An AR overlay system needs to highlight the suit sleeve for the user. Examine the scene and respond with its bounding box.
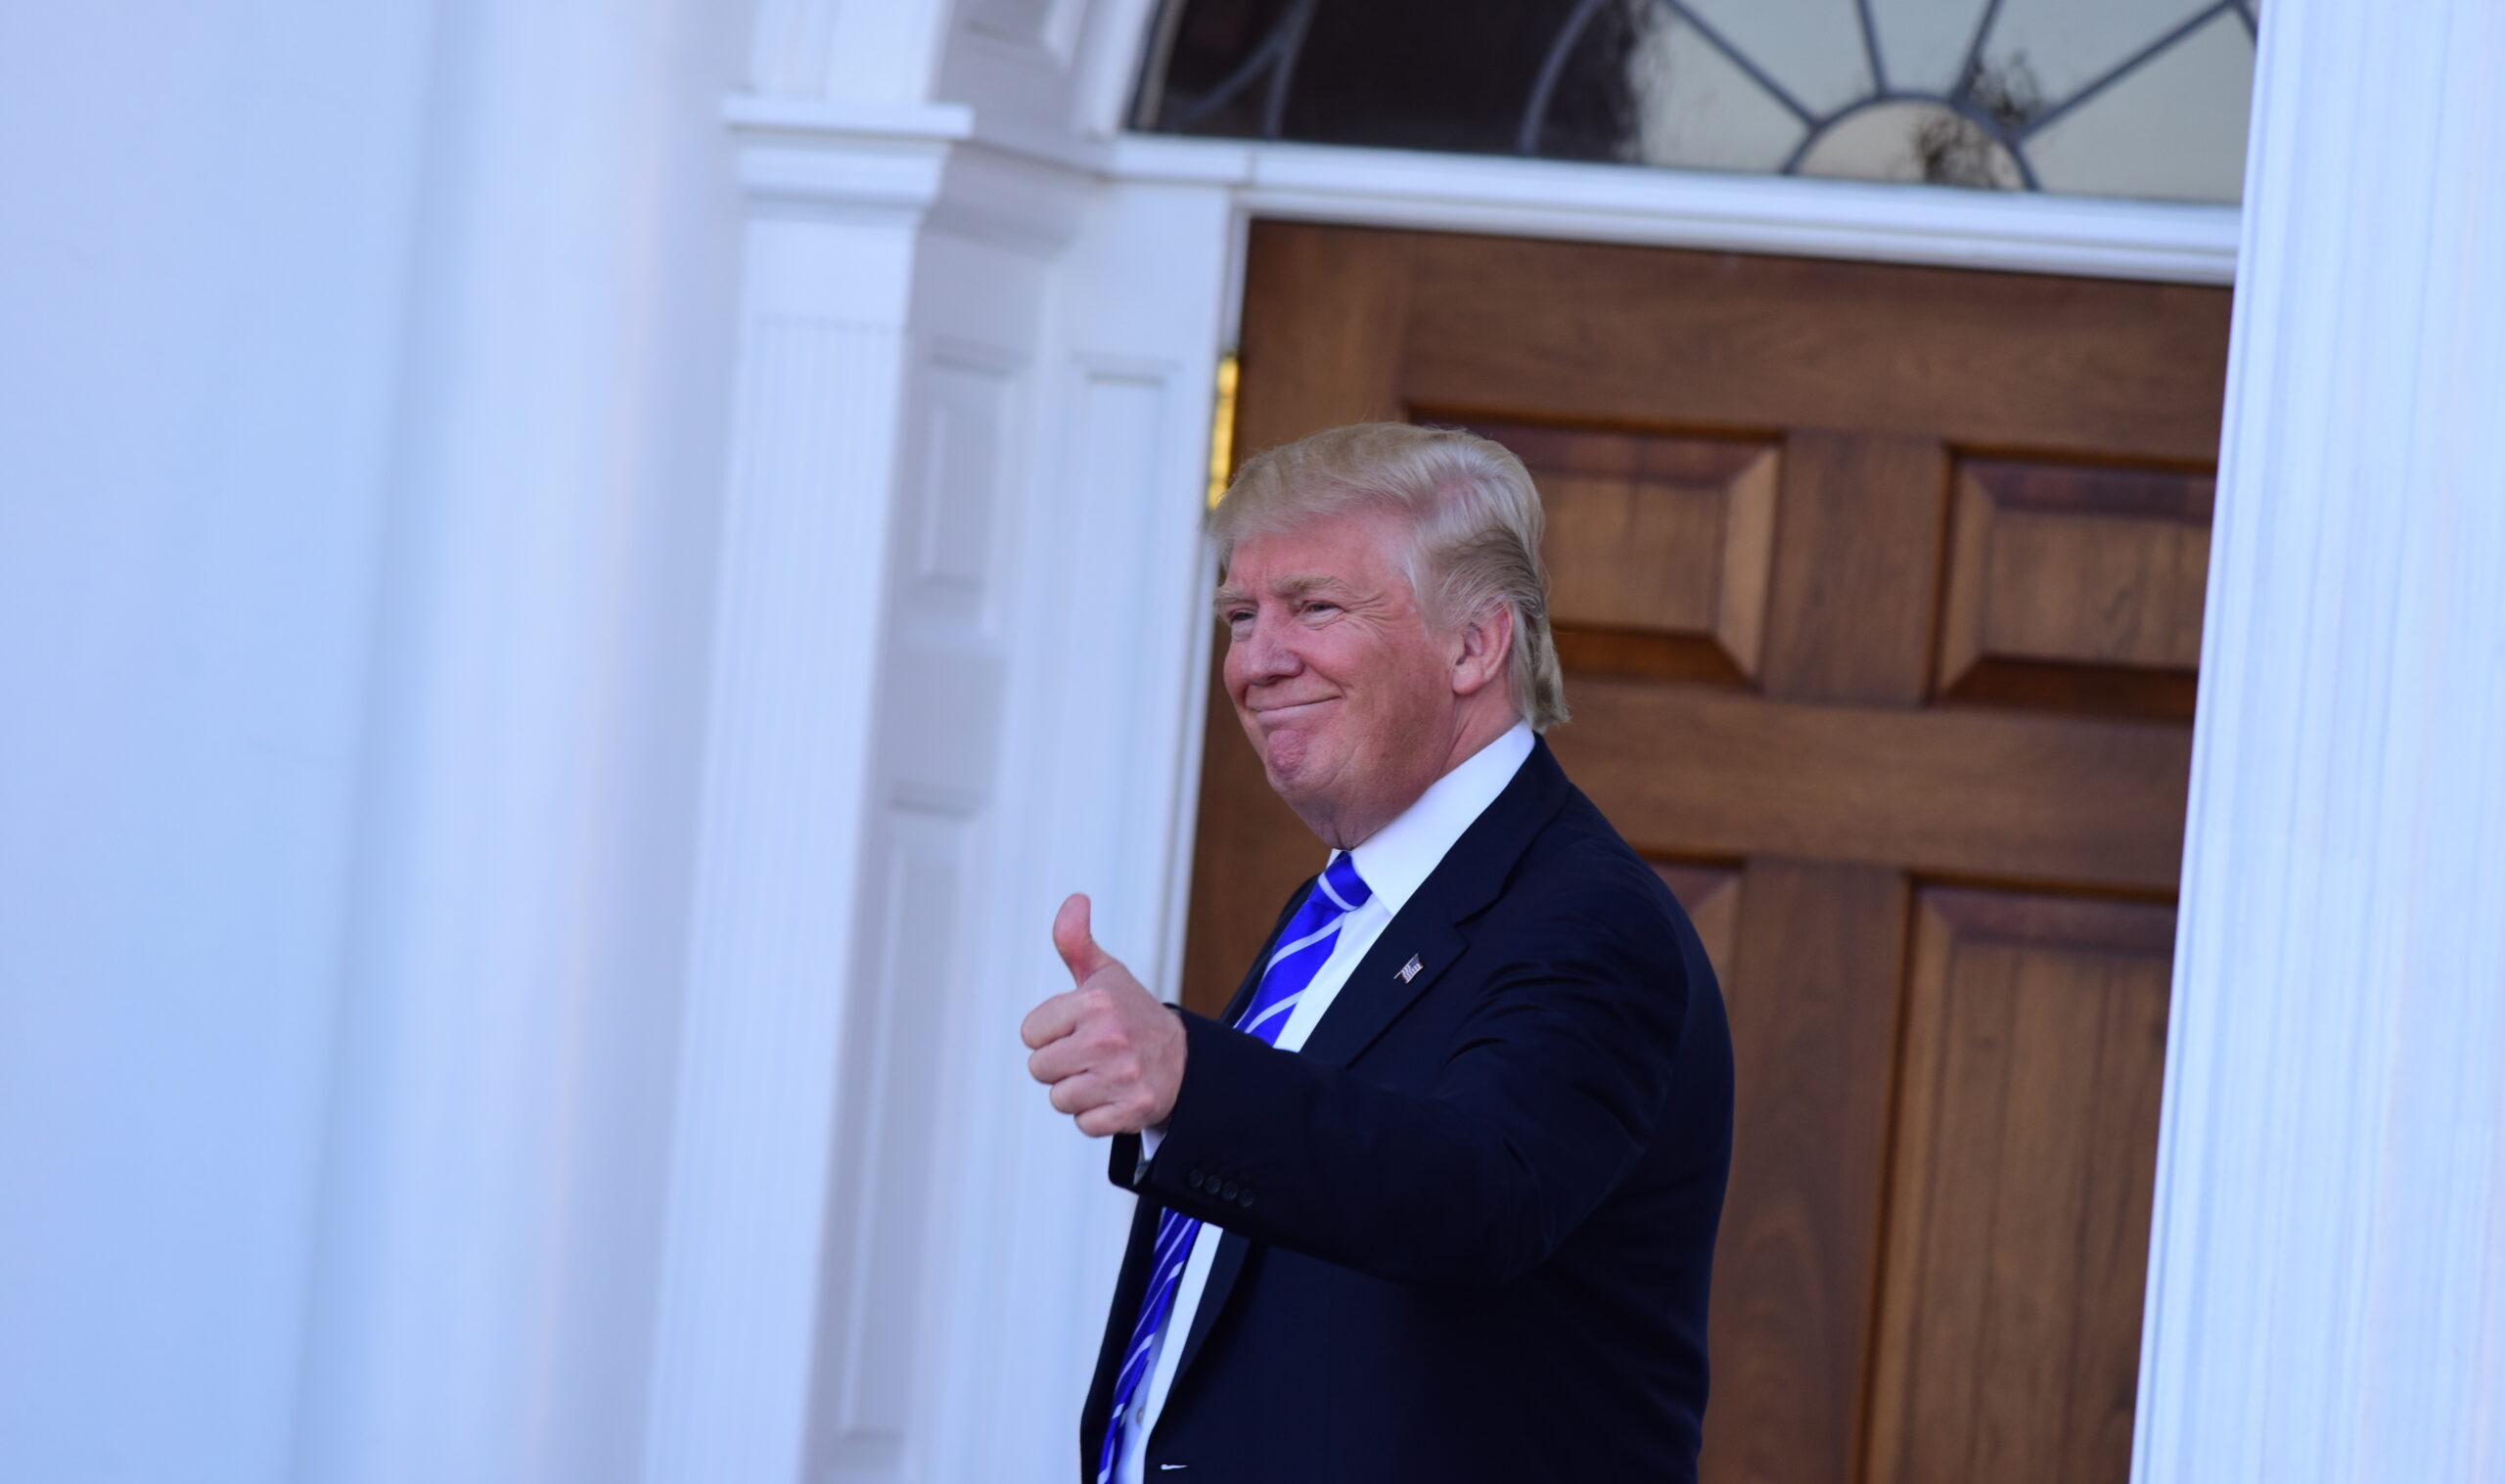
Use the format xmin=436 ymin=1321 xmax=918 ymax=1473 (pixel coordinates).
xmin=1119 ymin=859 xmax=1692 ymax=1287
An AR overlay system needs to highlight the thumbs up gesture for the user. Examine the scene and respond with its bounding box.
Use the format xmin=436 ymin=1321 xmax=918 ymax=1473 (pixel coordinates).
xmin=1022 ymin=893 xmax=1189 ymax=1137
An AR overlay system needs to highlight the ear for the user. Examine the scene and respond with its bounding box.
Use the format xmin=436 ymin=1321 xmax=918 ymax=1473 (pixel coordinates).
xmin=1448 ymin=602 xmax=1515 ymax=697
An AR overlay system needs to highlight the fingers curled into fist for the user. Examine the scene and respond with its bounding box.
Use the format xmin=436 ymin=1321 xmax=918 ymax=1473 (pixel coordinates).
xmin=1021 ymin=893 xmax=1187 ymax=1137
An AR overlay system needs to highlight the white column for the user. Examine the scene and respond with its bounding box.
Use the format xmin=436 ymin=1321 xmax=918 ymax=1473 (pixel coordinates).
xmin=2136 ymin=4 xmax=2505 ymax=1483
xmin=289 ymin=0 xmax=749 ymax=1479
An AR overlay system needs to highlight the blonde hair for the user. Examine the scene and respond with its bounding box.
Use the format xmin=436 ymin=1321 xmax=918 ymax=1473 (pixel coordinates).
xmin=1210 ymin=422 xmax=1568 ymax=731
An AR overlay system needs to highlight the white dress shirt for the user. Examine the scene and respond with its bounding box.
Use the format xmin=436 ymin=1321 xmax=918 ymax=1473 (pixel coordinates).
xmin=1115 ymin=721 xmax=1535 ymax=1484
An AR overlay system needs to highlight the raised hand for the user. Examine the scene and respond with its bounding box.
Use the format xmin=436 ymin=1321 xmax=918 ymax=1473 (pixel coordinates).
xmin=1021 ymin=893 xmax=1188 ymax=1137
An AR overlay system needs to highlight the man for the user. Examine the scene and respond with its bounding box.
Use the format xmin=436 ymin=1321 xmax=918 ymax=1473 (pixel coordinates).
xmin=1022 ymin=423 xmax=1733 ymax=1483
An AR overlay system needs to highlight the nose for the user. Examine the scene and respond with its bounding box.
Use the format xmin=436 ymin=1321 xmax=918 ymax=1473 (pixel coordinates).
xmin=1230 ymin=609 xmax=1302 ymax=690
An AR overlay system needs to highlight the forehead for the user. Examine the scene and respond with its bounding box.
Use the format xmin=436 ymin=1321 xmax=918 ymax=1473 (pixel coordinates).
xmin=1219 ymin=509 xmax=1409 ymax=592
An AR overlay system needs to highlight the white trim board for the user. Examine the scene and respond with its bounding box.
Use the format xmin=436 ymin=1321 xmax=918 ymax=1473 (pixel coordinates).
xmin=1109 ymin=137 xmax=2240 ymax=285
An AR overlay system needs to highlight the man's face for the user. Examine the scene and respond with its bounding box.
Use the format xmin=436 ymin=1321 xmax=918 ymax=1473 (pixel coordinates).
xmin=1215 ymin=511 xmax=1457 ymax=838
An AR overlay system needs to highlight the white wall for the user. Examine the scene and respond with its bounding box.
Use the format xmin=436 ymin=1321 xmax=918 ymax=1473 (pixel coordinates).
xmin=0 ymin=4 xmax=436 ymax=1479
xmin=0 ymin=2 xmax=748 ymax=1480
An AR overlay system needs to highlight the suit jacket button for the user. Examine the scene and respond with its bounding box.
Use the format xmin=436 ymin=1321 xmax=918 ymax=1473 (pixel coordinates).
xmin=1219 ymin=1181 xmax=1239 ymax=1201
xmin=1238 ymin=1188 xmax=1255 ymax=1208
xmin=1187 ymin=1171 xmax=1206 ymax=1191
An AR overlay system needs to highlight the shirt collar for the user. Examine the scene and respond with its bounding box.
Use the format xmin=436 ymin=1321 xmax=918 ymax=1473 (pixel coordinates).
xmin=1338 ymin=720 xmax=1536 ymax=916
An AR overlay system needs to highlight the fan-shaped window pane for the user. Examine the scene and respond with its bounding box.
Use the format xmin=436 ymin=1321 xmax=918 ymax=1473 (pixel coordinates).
xmin=1133 ymin=0 xmax=2257 ymax=204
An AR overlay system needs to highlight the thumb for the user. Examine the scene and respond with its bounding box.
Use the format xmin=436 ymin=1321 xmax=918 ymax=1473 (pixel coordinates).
xmin=1053 ymin=892 xmax=1115 ymax=985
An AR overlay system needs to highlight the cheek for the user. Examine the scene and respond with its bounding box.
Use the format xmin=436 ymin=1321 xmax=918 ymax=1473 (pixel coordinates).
xmin=1327 ymin=639 xmax=1428 ymax=735
xmin=1381 ymin=647 xmax=1451 ymax=732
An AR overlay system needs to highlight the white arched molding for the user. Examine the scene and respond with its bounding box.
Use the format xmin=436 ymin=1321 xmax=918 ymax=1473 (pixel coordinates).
xmin=2135 ymin=2 xmax=2505 ymax=1482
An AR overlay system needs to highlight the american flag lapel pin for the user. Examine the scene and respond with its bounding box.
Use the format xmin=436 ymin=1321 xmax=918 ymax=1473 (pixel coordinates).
xmin=1397 ymin=954 xmax=1423 ymax=983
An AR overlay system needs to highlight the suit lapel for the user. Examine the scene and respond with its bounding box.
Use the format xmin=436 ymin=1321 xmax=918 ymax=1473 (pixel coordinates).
xmin=1297 ymin=919 xmax=1467 ymax=1069
xmin=1304 ymin=739 xmax=1571 ymax=1067
xmin=1164 ymin=741 xmax=1575 ymax=1392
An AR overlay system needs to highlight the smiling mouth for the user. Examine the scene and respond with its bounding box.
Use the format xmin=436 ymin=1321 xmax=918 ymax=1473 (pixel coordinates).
xmin=1251 ymin=697 xmax=1338 ymax=724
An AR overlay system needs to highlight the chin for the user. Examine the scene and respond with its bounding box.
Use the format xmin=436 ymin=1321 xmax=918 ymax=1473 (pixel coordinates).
xmin=1256 ymin=726 xmax=1337 ymax=793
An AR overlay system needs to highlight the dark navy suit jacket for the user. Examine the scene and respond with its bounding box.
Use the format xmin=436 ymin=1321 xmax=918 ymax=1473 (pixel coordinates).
xmin=1081 ymin=739 xmax=1734 ymax=1483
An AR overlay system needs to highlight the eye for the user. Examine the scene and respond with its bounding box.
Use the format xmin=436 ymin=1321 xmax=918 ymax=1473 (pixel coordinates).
xmin=1301 ymin=601 xmax=1339 ymax=617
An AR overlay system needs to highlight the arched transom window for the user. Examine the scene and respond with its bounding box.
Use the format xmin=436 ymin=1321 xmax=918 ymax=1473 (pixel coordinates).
xmin=1135 ymin=0 xmax=2257 ymax=204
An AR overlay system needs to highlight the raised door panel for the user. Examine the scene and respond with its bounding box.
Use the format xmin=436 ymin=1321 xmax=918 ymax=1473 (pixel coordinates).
xmin=1864 ymin=889 xmax=2175 ymax=1484
xmin=1651 ymin=860 xmax=1744 ymax=986
xmin=1936 ymin=461 xmax=2214 ymax=720
xmin=1472 ymin=421 xmax=1780 ymax=682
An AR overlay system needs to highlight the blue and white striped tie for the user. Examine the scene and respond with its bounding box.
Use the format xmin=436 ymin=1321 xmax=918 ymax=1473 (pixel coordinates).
xmin=1096 ymin=852 xmax=1373 ymax=1482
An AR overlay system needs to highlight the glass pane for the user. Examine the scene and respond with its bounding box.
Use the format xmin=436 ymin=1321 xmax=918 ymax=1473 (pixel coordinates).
xmin=1869 ymin=0 xmax=1997 ymax=94
xmin=1978 ymin=0 xmax=2217 ymax=114
xmin=1623 ymin=11 xmax=1811 ymax=173
xmin=1683 ymin=0 xmax=1875 ymax=117
xmin=2025 ymin=9 xmax=2254 ymax=204
xmin=1282 ymin=3 xmax=1576 ymax=154
xmin=1134 ymin=0 xmax=2256 ymax=204
xmin=1536 ymin=3 xmax=1651 ymax=164
xmin=1145 ymin=0 xmax=1595 ymax=156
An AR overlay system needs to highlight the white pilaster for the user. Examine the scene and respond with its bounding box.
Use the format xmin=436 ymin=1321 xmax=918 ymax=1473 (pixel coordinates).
xmin=2136 ymin=3 xmax=2505 ymax=1482
xmin=639 ymin=112 xmax=952 ymax=1484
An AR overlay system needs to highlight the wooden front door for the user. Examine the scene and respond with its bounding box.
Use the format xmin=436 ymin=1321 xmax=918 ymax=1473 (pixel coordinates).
xmin=1182 ymin=221 xmax=2230 ymax=1484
